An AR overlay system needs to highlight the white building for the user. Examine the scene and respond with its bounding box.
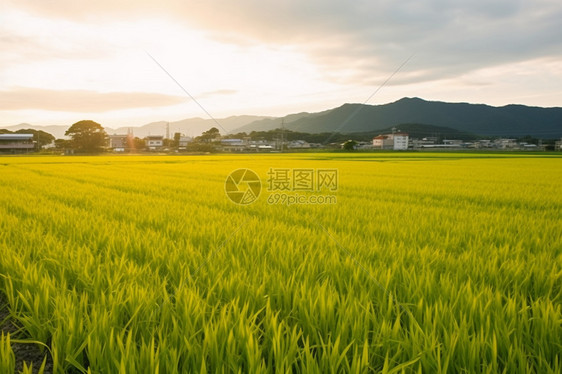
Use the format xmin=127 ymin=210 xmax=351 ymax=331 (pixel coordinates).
xmin=494 ymin=138 xmax=518 ymax=149
xmin=372 ymin=132 xmax=409 ymax=150
xmin=287 ymin=140 xmax=311 ymax=149
xmin=145 ymin=135 xmax=164 ymax=150
xmin=393 ymin=133 xmax=409 ymax=150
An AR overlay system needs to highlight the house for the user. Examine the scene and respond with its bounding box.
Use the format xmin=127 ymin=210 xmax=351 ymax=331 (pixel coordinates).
xmin=145 ymin=135 xmax=164 ymax=151
xmin=0 ymin=134 xmax=35 ymax=154
xmin=247 ymin=140 xmax=275 ymax=152
xmin=555 ymin=139 xmax=562 ymax=151
xmin=411 ymin=138 xmax=436 ymax=149
xmin=420 ymin=139 xmax=466 ymax=149
xmin=443 ymin=139 xmax=463 ymax=146
xmin=392 ymin=133 xmax=409 ymax=150
xmin=494 ymin=138 xmax=518 ymax=149
xmin=178 ymin=136 xmax=192 ymax=150
xmin=246 ymin=139 xmax=275 ymax=152
xmin=521 ymin=143 xmax=538 ymax=150
xmin=372 ymin=135 xmax=392 ymax=149
xmin=356 ymin=141 xmax=374 ymax=150
xmin=418 ymin=143 xmax=463 ymax=149
xmin=287 ymin=140 xmax=311 ymax=149
xmin=372 ymin=132 xmax=409 ymax=150
xmin=473 ymin=140 xmax=493 ymax=149
xmin=108 ymin=134 xmax=132 ymax=152
xmin=221 ymin=138 xmax=246 ymax=152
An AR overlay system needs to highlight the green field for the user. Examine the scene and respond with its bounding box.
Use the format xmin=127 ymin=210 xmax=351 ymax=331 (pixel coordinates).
xmin=0 ymin=153 xmax=561 ymax=373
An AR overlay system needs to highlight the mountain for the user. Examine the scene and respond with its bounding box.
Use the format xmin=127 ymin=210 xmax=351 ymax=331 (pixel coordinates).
xmin=0 ymin=124 xmax=69 ymax=139
xmin=0 ymin=115 xmax=269 ymax=139
xmin=106 ymin=115 xmax=270 ymax=138
xmin=3 ymin=98 xmax=561 ymax=140
xmin=234 ymin=98 xmax=562 ymax=138
xmin=233 ymin=110 xmax=332 ymax=133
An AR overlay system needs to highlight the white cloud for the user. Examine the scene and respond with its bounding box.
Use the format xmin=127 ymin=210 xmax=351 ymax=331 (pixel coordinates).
xmin=1 ymin=0 xmax=561 ymax=126
xmin=0 ymin=87 xmax=186 ymax=111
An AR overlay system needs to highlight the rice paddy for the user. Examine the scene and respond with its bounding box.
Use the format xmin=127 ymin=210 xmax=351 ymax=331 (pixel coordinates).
xmin=0 ymin=153 xmax=560 ymax=373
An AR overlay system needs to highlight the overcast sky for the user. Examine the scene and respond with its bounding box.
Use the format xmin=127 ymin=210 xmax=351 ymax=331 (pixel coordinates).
xmin=1 ymin=0 xmax=561 ymax=127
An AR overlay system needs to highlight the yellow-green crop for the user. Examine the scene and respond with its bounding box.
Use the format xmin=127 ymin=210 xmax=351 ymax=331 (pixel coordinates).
xmin=0 ymin=153 xmax=560 ymax=372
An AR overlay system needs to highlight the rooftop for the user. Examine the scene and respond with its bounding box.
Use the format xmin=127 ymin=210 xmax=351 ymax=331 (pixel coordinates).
xmin=0 ymin=134 xmax=34 ymax=140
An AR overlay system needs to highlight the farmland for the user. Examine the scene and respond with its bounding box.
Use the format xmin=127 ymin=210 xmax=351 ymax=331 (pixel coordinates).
xmin=0 ymin=153 xmax=561 ymax=373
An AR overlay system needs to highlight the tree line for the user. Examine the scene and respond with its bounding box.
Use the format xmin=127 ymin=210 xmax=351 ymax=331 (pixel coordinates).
xmin=4 ymin=120 xmax=556 ymax=154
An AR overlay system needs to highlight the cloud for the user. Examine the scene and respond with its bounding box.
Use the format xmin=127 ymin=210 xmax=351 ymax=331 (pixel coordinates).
xmin=197 ymin=89 xmax=238 ymax=99
xmin=0 ymin=10 xmax=120 ymax=72
xmin=4 ymin=0 xmax=561 ymax=87
xmin=0 ymin=87 xmax=187 ymax=112
xmin=2 ymin=0 xmax=562 ymax=112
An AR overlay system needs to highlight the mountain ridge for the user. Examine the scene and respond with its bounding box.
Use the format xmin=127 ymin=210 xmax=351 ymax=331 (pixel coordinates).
xmin=2 ymin=98 xmax=561 ymax=139
xmin=234 ymin=97 xmax=562 ymax=138
xmin=0 ymin=115 xmax=270 ymax=139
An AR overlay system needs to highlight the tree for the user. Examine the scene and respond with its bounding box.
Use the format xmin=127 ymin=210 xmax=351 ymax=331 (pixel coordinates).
xmin=342 ymin=139 xmax=357 ymax=151
xmin=54 ymin=138 xmax=72 ymax=150
xmin=173 ymin=132 xmax=181 ymax=148
xmin=186 ymin=142 xmax=215 ymax=153
xmin=15 ymin=129 xmax=55 ymax=149
xmin=65 ymin=120 xmax=108 ymax=153
xmin=517 ymin=135 xmax=539 ymax=145
xmin=198 ymin=127 xmax=221 ymax=143
xmin=133 ymin=137 xmax=146 ymax=151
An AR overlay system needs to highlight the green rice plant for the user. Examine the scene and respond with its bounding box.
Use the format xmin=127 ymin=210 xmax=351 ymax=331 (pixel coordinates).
xmin=19 ymin=357 xmax=47 ymax=374
xmin=0 ymin=332 xmax=15 ymax=373
xmin=0 ymin=153 xmax=560 ymax=372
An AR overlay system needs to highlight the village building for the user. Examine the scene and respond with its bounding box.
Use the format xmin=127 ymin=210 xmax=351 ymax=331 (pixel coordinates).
xmin=145 ymin=135 xmax=164 ymax=151
xmin=178 ymin=136 xmax=192 ymax=150
xmin=221 ymin=138 xmax=246 ymax=152
xmin=287 ymin=140 xmax=311 ymax=149
xmin=372 ymin=131 xmax=409 ymax=150
xmin=108 ymin=134 xmax=133 ymax=152
xmin=0 ymin=134 xmax=35 ymax=154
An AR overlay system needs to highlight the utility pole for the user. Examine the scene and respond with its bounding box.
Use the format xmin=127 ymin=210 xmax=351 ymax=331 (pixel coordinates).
xmin=280 ymin=118 xmax=285 ymax=152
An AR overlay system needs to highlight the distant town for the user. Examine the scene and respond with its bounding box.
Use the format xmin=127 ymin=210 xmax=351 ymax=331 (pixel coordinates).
xmin=1 ymin=124 xmax=562 ymax=154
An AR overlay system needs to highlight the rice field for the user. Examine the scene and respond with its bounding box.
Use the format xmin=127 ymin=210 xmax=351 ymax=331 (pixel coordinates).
xmin=0 ymin=153 xmax=560 ymax=373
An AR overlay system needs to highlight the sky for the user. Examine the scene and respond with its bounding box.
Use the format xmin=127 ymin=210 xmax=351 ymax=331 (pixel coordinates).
xmin=1 ymin=0 xmax=561 ymax=127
